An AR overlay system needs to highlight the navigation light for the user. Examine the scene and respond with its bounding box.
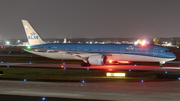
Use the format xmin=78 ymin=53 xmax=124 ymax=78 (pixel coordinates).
xmin=27 ymin=46 xmax=31 ymax=49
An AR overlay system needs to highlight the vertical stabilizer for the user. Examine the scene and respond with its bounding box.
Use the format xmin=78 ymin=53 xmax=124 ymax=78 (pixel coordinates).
xmin=22 ymin=20 xmax=46 ymax=46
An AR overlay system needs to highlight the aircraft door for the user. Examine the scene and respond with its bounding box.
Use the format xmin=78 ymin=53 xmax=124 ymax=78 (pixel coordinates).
xmin=44 ymin=46 xmax=47 ymax=56
xmin=77 ymin=47 xmax=81 ymax=52
xmin=120 ymin=47 xmax=125 ymax=54
xmin=153 ymin=48 xmax=158 ymax=56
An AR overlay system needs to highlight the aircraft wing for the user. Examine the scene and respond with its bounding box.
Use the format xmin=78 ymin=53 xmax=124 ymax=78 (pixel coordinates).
xmin=166 ymin=61 xmax=180 ymax=64
xmin=26 ymin=47 xmax=112 ymax=60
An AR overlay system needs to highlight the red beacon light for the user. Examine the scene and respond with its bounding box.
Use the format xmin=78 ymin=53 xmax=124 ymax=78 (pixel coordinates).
xmin=109 ymin=60 xmax=112 ymax=63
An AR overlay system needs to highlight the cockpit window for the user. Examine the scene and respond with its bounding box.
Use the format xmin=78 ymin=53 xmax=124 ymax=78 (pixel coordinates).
xmin=165 ymin=50 xmax=171 ymax=52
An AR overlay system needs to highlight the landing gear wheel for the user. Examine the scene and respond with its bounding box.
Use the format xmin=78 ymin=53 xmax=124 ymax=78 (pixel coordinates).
xmin=159 ymin=64 xmax=163 ymax=68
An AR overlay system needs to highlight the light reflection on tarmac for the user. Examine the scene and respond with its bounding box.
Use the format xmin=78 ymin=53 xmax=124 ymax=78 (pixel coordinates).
xmin=1 ymin=63 xmax=180 ymax=71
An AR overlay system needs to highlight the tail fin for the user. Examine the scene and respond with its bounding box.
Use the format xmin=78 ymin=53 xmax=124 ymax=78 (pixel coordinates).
xmin=22 ymin=20 xmax=46 ymax=46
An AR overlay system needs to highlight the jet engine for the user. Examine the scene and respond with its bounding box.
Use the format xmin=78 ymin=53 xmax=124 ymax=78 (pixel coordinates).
xmin=88 ymin=55 xmax=107 ymax=65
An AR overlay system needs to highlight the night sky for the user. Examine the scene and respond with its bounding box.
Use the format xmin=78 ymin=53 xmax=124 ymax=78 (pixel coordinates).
xmin=0 ymin=0 xmax=180 ymax=39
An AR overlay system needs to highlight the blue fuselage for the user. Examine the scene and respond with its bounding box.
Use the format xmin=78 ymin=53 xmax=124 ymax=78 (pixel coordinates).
xmin=30 ymin=43 xmax=176 ymax=59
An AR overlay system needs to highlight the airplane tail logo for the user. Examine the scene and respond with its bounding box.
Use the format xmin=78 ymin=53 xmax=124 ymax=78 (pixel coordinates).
xmin=22 ymin=20 xmax=46 ymax=46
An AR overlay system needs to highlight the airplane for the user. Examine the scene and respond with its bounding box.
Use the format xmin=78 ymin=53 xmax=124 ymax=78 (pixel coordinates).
xmin=21 ymin=20 xmax=176 ymax=68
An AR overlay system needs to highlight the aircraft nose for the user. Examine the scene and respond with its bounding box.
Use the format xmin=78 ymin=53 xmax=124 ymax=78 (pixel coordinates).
xmin=171 ymin=52 xmax=176 ymax=59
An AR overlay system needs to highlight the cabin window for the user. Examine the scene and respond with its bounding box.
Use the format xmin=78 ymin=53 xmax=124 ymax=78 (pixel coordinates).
xmin=165 ymin=50 xmax=171 ymax=52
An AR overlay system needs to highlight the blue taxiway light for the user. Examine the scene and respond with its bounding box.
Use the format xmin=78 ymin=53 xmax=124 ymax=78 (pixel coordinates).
xmin=42 ymin=97 xmax=45 ymax=100
xmin=22 ymin=51 xmax=24 ymax=52
xmin=178 ymin=78 xmax=180 ymax=80
xmin=63 ymin=63 xmax=65 ymax=65
xmin=64 ymin=67 xmax=66 ymax=69
xmin=1 ymin=61 xmax=3 ymax=63
xmin=82 ymin=80 xmax=85 ymax=83
xmin=87 ymin=68 xmax=89 ymax=70
xmin=165 ymin=71 xmax=168 ymax=74
xmin=7 ymin=66 xmax=9 ymax=67
xmin=24 ymin=79 xmax=26 ymax=81
xmin=129 ymin=69 xmax=131 ymax=72
xmin=141 ymin=80 xmax=144 ymax=82
xmin=29 ymin=62 xmax=31 ymax=64
xmin=134 ymin=64 xmax=137 ymax=66
xmin=9 ymin=51 xmax=11 ymax=53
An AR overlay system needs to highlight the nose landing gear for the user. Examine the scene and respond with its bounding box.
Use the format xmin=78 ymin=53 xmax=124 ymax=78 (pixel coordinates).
xmin=159 ymin=61 xmax=165 ymax=68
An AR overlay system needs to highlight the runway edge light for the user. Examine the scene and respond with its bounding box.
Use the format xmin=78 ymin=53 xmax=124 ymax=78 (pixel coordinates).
xmin=106 ymin=73 xmax=125 ymax=77
xmin=42 ymin=97 xmax=45 ymax=100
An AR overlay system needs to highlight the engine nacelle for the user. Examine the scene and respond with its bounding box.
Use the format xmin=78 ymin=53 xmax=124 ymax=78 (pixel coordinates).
xmin=88 ymin=55 xmax=107 ymax=65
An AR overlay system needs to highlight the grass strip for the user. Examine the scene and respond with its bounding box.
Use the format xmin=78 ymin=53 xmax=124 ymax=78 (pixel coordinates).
xmin=0 ymin=68 xmax=157 ymax=81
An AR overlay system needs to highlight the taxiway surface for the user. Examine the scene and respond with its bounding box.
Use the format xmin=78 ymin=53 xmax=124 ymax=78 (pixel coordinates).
xmin=0 ymin=80 xmax=180 ymax=101
xmin=0 ymin=63 xmax=180 ymax=72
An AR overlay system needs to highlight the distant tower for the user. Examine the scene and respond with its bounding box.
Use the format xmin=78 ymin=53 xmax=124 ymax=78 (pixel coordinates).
xmin=63 ymin=38 xmax=67 ymax=43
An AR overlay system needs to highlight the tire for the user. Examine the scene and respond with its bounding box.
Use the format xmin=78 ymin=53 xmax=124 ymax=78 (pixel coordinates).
xmin=159 ymin=64 xmax=163 ymax=68
xmin=81 ymin=63 xmax=90 ymax=67
xmin=0 ymin=71 xmax=3 ymax=74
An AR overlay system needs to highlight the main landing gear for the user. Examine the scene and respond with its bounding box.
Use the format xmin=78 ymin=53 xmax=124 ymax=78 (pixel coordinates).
xmin=81 ymin=63 xmax=90 ymax=67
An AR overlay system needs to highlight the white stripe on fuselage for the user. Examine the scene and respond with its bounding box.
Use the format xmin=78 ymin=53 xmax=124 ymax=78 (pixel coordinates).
xmin=25 ymin=49 xmax=175 ymax=62
xmin=111 ymin=54 xmax=175 ymax=62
